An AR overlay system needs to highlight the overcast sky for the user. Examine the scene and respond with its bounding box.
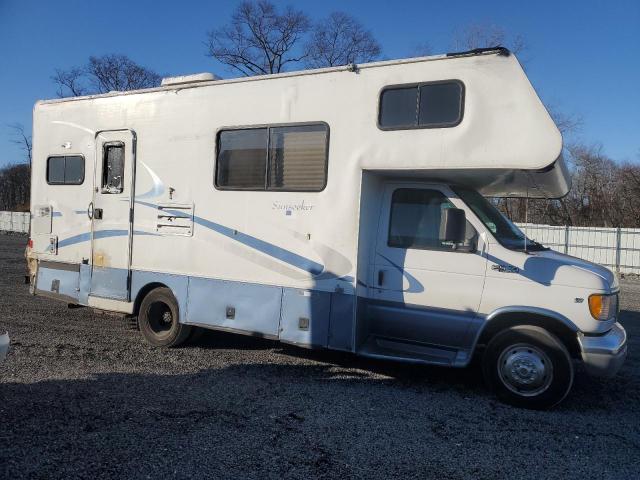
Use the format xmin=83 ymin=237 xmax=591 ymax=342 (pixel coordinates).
xmin=0 ymin=0 xmax=638 ymax=167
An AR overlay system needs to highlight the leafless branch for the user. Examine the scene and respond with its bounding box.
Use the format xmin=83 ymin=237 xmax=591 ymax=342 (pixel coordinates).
xmin=51 ymin=55 xmax=161 ymax=97
xmin=547 ymin=106 xmax=584 ymax=136
xmin=8 ymin=123 xmax=32 ymax=165
xmin=305 ymin=12 xmax=381 ymax=68
xmin=498 ymin=143 xmax=640 ymax=228
xmin=86 ymin=54 xmax=161 ymax=93
xmin=451 ymin=23 xmax=528 ymax=57
xmin=0 ymin=163 xmax=30 ymax=211
xmin=205 ymin=0 xmax=310 ymax=76
xmin=51 ymin=67 xmax=86 ymax=97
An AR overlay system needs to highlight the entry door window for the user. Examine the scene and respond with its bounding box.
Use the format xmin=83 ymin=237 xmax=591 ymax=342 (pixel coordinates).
xmin=388 ymin=188 xmax=477 ymax=251
xmin=102 ymin=142 xmax=125 ymax=194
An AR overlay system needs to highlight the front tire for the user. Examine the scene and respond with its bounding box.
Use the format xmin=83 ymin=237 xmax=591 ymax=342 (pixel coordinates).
xmin=138 ymin=287 xmax=191 ymax=347
xmin=483 ymin=325 xmax=574 ymax=409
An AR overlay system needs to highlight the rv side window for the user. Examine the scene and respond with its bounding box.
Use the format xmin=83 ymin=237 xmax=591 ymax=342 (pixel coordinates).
xmin=379 ymin=87 xmax=418 ymax=128
xmin=388 ymin=188 xmax=476 ymax=251
xmin=216 ymin=123 xmax=328 ymax=191
xmin=268 ymin=124 xmax=327 ymax=191
xmin=378 ymin=81 xmax=464 ymax=129
xmin=46 ymin=155 xmax=85 ymax=185
xmin=217 ymin=128 xmax=268 ymax=189
xmin=102 ymin=143 xmax=125 ymax=194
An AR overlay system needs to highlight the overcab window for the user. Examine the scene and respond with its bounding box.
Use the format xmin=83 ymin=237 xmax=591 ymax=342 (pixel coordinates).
xmin=216 ymin=123 xmax=328 ymax=191
xmin=379 ymin=81 xmax=464 ymax=129
xmin=46 ymin=155 xmax=85 ymax=185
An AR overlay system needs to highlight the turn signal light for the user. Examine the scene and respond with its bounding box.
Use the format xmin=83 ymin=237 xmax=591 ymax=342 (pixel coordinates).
xmin=27 ymin=238 xmax=33 ymax=248
xmin=588 ymin=294 xmax=618 ymax=321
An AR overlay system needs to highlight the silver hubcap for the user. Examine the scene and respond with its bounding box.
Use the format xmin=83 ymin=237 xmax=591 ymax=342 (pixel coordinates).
xmin=497 ymin=344 xmax=553 ymax=397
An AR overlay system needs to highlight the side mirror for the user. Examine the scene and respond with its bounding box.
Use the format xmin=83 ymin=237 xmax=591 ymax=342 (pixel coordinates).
xmin=440 ymin=208 xmax=466 ymax=245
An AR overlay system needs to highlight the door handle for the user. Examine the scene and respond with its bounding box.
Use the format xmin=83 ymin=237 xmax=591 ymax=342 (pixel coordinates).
xmin=377 ymin=270 xmax=385 ymax=286
xmin=87 ymin=202 xmax=93 ymax=220
xmin=93 ymin=208 xmax=103 ymax=220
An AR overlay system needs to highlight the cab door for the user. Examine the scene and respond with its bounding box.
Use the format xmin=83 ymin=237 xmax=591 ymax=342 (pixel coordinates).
xmin=89 ymin=130 xmax=136 ymax=300
xmin=369 ymin=183 xmax=487 ymax=350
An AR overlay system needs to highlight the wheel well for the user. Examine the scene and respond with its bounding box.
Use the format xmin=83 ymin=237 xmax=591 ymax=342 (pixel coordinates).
xmin=478 ymin=312 xmax=581 ymax=359
xmin=133 ymin=282 xmax=170 ymax=317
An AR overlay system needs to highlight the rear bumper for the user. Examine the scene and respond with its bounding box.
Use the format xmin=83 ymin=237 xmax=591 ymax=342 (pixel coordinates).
xmin=0 ymin=332 xmax=9 ymax=363
xmin=578 ymin=323 xmax=627 ymax=377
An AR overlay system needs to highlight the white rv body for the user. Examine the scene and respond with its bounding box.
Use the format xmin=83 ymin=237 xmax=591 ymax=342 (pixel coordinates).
xmin=27 ymin=49 xmax=625 ymax=407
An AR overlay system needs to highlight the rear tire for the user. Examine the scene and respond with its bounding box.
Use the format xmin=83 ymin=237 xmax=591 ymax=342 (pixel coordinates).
xmin=483 ymin=325 xmax=574 ymax=409
xmin=138 ymin=287 xmax=191 ymax=347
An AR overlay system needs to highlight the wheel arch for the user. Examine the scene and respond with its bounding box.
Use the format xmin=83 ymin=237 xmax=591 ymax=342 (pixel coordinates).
xmin=133 ymin=282 xmax=173 ymax=317
xmin=475 ymin=307 xmax=581 ymax=359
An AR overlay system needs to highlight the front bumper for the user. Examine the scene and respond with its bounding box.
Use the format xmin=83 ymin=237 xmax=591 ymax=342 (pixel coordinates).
xmin=0 ymin=332 xmax=9 ymax=363
xmin=578 ymin=322 xmax=627 ymax=377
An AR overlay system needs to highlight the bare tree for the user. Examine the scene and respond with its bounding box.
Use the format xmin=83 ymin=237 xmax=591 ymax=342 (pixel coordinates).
xmin=8 ymin=123 xmax=32 ymax=165
xmin=52 ymin=54 xmax=161 ymax=98
xmin=86 ymin=55 xmax=161 ymax=93
xmin=451 ymin=23 xmax=527 ymax=56
xmin=305 ymin=12 xmax=381 ymax=68
xmin=496 ymin=143 xmax=640 ymax=228
xmin=0 ymin=163 xmax=30 ymax=211
xmin=205 ymin=0 xmax=310 ymax=76
xmin=548 ymin=107 xmax=583 ymax=137
xmin=51 ymin=67 xmax=86 ymax=97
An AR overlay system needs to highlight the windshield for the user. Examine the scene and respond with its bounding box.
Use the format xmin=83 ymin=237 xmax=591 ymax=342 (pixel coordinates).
xmin=452 ymin=186 xmax=548 ymax=251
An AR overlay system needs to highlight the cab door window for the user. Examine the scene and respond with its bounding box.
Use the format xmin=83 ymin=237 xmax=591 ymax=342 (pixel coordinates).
xmin=388 ymin=188 xmax=477 ymax=251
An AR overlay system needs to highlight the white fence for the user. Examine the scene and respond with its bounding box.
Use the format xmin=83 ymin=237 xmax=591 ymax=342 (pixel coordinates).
xmin=517 ymin=223 xmax=640 ymax=275
xmin=0 ymin=211 xmax=30 ymax=234
xmin=0 ymin=211 xmax=638 ymax=274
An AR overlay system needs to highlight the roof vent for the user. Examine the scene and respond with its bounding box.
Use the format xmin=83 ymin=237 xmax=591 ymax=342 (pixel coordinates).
xmin=161 ymin=72 xmax=220 ymax=86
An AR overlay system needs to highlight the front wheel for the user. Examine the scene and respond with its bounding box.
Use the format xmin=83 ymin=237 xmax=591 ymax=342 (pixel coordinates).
xmin=483 ymin=325 xmax=574 ymax=409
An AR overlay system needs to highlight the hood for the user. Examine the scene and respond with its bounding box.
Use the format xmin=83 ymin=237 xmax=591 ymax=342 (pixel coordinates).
xmin=521 ymin=249 xmax=618 ymax=291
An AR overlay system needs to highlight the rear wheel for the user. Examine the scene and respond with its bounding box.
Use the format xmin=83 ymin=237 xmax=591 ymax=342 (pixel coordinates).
xmin=138 ymin=287 xmax=191 ymax=347
xmin=483 ymin=325 xmax=574 ymax=409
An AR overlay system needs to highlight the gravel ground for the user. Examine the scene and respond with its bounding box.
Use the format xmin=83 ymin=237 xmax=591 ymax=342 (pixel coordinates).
xmin=1 ymin=234 xmax=639 ymax=479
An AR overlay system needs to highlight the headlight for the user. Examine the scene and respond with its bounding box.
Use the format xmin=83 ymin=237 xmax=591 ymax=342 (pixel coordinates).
xmin=588 ymin=293 xmax=618 ymax=321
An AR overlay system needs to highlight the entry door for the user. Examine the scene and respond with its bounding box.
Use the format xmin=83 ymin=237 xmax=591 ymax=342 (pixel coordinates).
xmin=90 ymin=130 xmax=136 ymax=300
xmin=369 ymin=184 xmax=487 ymax=348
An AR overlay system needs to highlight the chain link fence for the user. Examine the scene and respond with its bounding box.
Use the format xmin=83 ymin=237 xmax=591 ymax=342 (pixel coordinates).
xmin=0 ymin=211 xmax=30 ymax=234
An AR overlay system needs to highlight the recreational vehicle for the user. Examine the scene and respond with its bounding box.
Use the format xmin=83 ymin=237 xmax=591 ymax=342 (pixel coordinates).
xmin=26 ymin=48 xmax=626 ymax=408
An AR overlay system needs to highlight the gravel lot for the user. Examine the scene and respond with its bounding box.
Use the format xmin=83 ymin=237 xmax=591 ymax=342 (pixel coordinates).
xmin=1 ymin=234 xmax=639 ymax=479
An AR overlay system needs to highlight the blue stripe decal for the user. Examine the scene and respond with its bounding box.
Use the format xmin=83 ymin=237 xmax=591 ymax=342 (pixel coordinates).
xmin=57 ymin=200 xmax=324 ymax=276
xmin=58 ymin=232 xmax=92 ymax=248
xmin=136 ymin=200 xmax=324 ymax=275
xmin=189 ymin=212 xmax=324 ymax=275
xmin=58 ymin=229 xmax=157 ymax=248
xmin=52 ymin=211 xmax=62 ymax=217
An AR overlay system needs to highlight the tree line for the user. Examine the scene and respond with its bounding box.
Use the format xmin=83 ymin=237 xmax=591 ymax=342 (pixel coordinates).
xmin=496 ymin=145 xmax=640 ymax=228
xmin=2 ymin=0 xmax=638 ymax=227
